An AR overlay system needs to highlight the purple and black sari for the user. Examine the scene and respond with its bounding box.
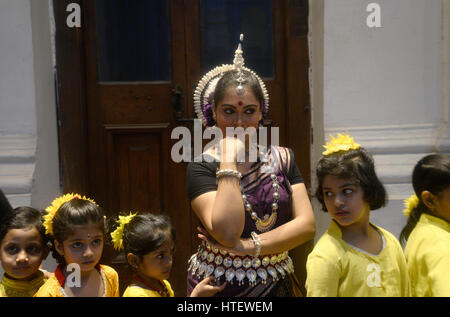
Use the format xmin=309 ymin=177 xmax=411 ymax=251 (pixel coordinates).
xmin=186 ymin=146 xmax=303 ymax=297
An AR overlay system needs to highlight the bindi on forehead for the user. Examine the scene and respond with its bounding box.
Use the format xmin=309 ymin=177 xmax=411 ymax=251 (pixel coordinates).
xmin=238 ymin=101 xmax=243 ymax=106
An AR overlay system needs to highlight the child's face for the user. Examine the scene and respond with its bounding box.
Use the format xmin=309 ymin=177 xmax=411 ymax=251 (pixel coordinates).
xmin=136 ymin=234 xmax=175 ymax=282
xmin=0 ymin=227 xmax=48 ymax=280
xmin=434 ymin=186 xmax=450 ymax=222
xmin=322 ymin=175 xmax=371 ymax=227
xmin=55 ymin=224 xmax=103 ymax=273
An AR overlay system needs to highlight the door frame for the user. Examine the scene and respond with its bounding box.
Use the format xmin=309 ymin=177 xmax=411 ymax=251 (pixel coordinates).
xmin=53 ymin=0 xmax=89 ymax=195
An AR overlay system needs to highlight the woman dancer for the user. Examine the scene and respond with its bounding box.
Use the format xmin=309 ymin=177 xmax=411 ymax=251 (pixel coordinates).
xmin=186 ymin=35 xmax=315 ymax=297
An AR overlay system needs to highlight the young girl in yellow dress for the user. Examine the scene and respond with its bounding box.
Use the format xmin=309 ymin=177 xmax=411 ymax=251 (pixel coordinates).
xmin=400 ymin=154 xmax=450 ymax=296
xmin=111 ymin=212 xmax=226 ymax=297
xmin=306 ymin=133 xmax=410 ymax=297
xmin=35 ymin=193 xmax=119 ymax=297
xmin=0 ymin=207 xmax=50 ymax=297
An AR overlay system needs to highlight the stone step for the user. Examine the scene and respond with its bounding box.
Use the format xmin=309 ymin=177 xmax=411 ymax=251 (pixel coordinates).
xmin=0 ymin=162 xmax=34 ymax=194
xmin=5 ymin=193 xmax=32 ymax=208
xmin=0 ymin=134 xmax=35 ymax=207
xmin=373 ymin=153 xmax=425 ymax=184
xmin=326 ymin=124 xmax=450 ymax=155
xmin=0 ymin=134 xmax=35 ymax=163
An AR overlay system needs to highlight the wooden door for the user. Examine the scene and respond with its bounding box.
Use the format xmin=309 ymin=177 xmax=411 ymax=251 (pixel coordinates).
xmin=82 ymin=0 xmax=193 ymax=295
xmin=54 ymin=0 xmax=311 ymax=296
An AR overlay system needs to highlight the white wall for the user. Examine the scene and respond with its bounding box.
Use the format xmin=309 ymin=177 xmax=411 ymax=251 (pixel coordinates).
xmin=324 ymin=0 xmax=442 ymax=129
xmin=311 ymin=0 xmax=449 ymax=241
xmin=0 ymin=0 xmax=37 ymax=135
xmin=0 ymin=0 xmax=37 ymax=208
xmin=0 ymin=0 xmax=59 ymax=209
xmin=29 ymin=0 xmax=60 ymax=212
xmin=0 ymin=0 xmax=60 ymax=275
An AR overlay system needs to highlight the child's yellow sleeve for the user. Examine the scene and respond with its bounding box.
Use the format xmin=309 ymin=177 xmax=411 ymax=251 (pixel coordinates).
xmin=306 ymin=254 xmax=340 ymax=297
xmin=428 ymin=254 xmax=450 ymax=296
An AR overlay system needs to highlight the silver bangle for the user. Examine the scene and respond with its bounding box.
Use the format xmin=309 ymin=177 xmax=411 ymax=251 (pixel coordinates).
xmin=216 ymin=169 xmax=242 ymax=180
xmin=251 ymin=231 xmax=261 ymax=258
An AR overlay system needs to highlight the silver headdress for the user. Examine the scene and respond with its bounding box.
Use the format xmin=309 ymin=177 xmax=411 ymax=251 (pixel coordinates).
xmin=193 ymin=34 xmax=270 ymax=127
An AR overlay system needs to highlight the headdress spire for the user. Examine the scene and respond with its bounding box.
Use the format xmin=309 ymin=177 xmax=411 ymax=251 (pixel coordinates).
xmin=234 ymin=34 xmax=245 ymax=95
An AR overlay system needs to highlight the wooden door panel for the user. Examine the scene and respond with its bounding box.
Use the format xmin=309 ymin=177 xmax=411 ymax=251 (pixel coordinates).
xmin=100 ymin=85 xmax=172 ymax=124
xmin=116 ymin=133 xmax=162 ymax=212
xmin=104 ymin=124 xmax=170 ymax=214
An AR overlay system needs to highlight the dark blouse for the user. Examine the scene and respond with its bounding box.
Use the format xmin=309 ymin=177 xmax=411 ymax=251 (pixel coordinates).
xmin=186 ymin=148 xmax=303 ymax=201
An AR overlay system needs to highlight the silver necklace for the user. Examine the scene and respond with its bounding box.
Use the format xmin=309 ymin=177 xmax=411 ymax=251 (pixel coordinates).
xmin=241 ymin=173 xmax=279 ymax=232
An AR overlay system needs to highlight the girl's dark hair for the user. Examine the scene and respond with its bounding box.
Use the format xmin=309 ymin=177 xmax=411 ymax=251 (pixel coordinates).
xmin=115 ymin=213 xmax=175 ymax=261
xmin=51 ymin=198 xmax=105 ymax=263
xmin=0 ymin=206 xmax=48 ymax=245
xmin=214 ymin=70 xmax=265 ymax=112
xmin=315 ymin=147 xmax=387 ymax=212
xmin=0 ymin=189 xmax=13 ymax=225
xmin=399 ymin=154 xmax=450 ymax=246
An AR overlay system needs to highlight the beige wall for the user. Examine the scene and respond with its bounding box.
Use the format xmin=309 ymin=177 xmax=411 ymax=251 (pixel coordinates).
xmin=0 ymin=0 xmax=60 ymax=276
xmin=309 ymin=0 xmax=449 ymax=242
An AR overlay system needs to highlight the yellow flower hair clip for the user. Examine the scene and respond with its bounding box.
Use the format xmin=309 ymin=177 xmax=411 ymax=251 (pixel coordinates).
xmin=43 ymin=193 xmax=97 ymax=235
xmin=111 ymin=212 xmax=138 ymax=251
xmin=322 ymin=133 xmax=361 ymax=156
xmin=403 ymin=194 xmax=420 ymax=217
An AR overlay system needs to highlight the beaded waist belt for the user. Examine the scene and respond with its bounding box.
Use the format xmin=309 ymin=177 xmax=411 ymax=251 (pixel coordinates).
xmin=187 ymin=241 xmax=294 ymax=286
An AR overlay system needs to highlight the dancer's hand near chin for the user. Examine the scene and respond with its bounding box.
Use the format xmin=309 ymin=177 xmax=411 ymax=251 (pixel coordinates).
xmin=206 ymin=134 xmax=246 ymax=164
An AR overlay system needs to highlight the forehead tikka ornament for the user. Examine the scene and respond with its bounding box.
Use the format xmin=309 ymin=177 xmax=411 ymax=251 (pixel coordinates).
xmin=193 ymin=34 xmax=269 ymax=127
